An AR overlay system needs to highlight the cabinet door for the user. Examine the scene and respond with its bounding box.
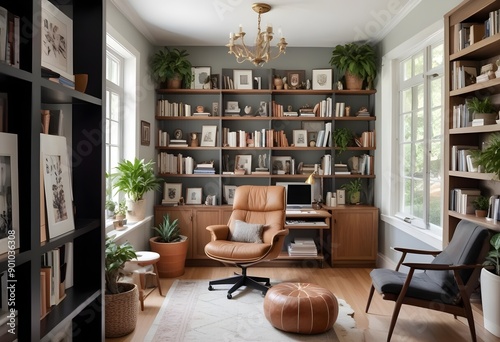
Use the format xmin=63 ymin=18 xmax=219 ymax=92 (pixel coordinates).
xmin=332 ymin=208 xmax=378 ymax=266
xmin=155 ymin=207 xmax=194 ymax=258
xmin=192 ymin=208 xmax=222 ymax=259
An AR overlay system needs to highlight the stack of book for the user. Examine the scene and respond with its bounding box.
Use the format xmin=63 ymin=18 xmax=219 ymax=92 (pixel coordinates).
xmin=194 ymin=162 xmax=215 ymax=174
xmin=169 ymin=139 xmax=188 ymax=147
xmin=334 ymin=163 xmax=350 ymax=175
xmin=288 ymin=238 xmax=317 ymax=256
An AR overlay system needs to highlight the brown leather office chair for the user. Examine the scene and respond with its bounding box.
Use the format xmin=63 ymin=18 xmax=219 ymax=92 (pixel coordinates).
xmin=205 ymin=185 xmax=288 ymax=299
xmin=365 ymin=220 xmax=490 ymax=342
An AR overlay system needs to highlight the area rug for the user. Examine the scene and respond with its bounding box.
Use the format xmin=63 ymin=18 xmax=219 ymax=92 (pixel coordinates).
xmin=145 ymin=280 xmax=364 ymax=342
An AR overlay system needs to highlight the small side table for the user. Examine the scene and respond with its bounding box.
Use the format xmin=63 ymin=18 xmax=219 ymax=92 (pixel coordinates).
xmin=126 ymin=251 xmax=163 ymax=311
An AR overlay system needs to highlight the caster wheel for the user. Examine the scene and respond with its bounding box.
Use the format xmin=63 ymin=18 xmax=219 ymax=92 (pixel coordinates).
xmin=262 ymin=291 xmax=267 ymax=296
xmin=208 ymin=285 xmax=213 ymax=291
xmin=265 ymin=282 xmax=271 ymax=286
xmin=227 ymin=293 xmax=232 ymax=299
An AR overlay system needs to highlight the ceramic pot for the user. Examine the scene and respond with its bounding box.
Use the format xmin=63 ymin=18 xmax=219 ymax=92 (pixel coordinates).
xmin=149 ymin=235 xmax=188 ymax=278
xmin=127 ymin=199 xmax=145 ymax=222
xmin=481 ymin=268 xmax=500 ymax=337
xmin=75 ymin=73 xmax=88 ymax=93
xmin=274 ymin=77 xmax=283 ymax=90
xmin=167 ymin=74 xmax=182 ymax=89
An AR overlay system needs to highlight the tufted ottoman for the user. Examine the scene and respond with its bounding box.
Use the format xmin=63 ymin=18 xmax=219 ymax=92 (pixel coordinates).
xmin=263 ymin=282 xmax=339 ymax=334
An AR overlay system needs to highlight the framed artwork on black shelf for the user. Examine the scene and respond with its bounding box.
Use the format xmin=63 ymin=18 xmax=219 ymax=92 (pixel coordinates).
xmin=41 ymin=134 xmax=75 ymax=239
xmin=186 ymin=188 xmax=202 ymax=205
xmin=224 ymin=185 xmax=237 ymax=205
xmin=163 ymin=183 xmax=182 ymax=204
xmin=271 ymin=156 xmax=292 ymax=175
xmin=200 ymin=125 xmax=217 ymax=147
xmin=0 ymin=133 xmax=19 ymax=255
xmin=234 ymin=154 xmax=252 ymax=175
xmin=336 ymin=189 xmax=346 ymax=205
xmin=141 ymin=120 xmax=150 ymax=146
xmin=286 ymin=70 xmax=305 ymax=89
xmin=193 ymin=66 xmax=211 ymax=89
xmin=233 ymin=69 xmax=253 ymax=89
xmin=312 ymin=69 xmax=333 ymax=90
xmin=41 ymin=0 xmax=74 ymax=82
xmin=293 ymin=130 xmax=308 ymax=147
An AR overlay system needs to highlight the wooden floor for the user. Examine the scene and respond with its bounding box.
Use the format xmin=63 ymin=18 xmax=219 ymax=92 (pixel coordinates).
xmin=106 ymin=266 xmax=499 ymax=342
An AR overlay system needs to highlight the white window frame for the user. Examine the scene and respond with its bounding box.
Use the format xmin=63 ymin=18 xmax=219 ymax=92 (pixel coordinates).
xmin=379 ymin=20 xmax=444 ymax=249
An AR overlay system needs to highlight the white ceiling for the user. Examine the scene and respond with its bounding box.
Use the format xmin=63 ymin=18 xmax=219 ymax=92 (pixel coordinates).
xmin=111 ymin=0 xmax=419 ymax=47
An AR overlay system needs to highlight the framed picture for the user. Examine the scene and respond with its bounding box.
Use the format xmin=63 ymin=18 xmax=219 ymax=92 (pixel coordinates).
xmin=233 ymin=69 xmax=253 ymax=89
xmin=186 ymin=188 xmax=202 ymax=204
xmin=193 ymin=66 xmax=211 ymax=89
xmin=41 ymin=0 xmax=74 ymax=82
xmin=163 ymin=183 xmax=182 ymax=203
xmin=224 ymin=185 xmax=237 ymax=205
xmin=41 ymin=134 xmax=75 ymax=239
xmin=256 ymin=101 xmax=267 ymax=116
xmin=0 ymin=133 xmax=19 ymax=255
xmin=140 ymin=120 xmax=150 ymax=146
xmin=212 ymin=102 xmax=219 ymax=116
xmin=312 ymin=69 xmax=333 ymax=90
xmin=200 ymin=125 xmax=217 ymax=147
xmin=211 ymin=74 xmax=219 ymax=89
xmin=226 ymin=101 xmax=239 ymax=111
xmin=286 ymin=70 xmax=305 ymax=88
xmin=293 ymin=129 xmax=308 ymax=147
xmin=336 ymin=189 xmax=346 ymax=205
xmin=234 ymin=154 xmax=252 ymax=175
xmin=271 ymin=156 xmax=292 ymax=175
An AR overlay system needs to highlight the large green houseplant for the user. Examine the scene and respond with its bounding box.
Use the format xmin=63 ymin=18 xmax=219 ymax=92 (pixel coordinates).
xmin=149 ymin=214 xmax=188 ymax=278
xmin=481 ymin=232 xmax=500 ymax=337
xmin=329 ymin=42 xmax=377 ymax=90
xmin=151 ymin=47 xmax=193 ymax=89
xmin=105 ymin=237 xmax=138 ymax=337
xmin=472 ymin=133 xmax=500 ymax=179
xmin=111 ymin=158 xmax=163 ymax=221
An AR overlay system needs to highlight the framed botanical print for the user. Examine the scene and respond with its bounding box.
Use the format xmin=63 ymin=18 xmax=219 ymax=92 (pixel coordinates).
xmin=312 ymin=69 xmax=333 ymax=90
xmin=163 ymin=183 xmax=182 ymax=203
xmin=224 ymin=185 xmax=237 ymax=205
xmin=186 ymin=188 xmax=202 ymax=204
xmin=201 ymin=125 xmax=217 ymax=147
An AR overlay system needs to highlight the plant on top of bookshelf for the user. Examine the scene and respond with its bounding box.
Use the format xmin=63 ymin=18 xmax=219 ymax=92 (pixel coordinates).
xmin=150 ymin=47 xmax=193 ymax=89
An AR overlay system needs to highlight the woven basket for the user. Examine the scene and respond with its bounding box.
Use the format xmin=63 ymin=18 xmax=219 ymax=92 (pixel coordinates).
xmin=105 ymin=282 xmax=138 ymax=338
xmin=345 ymin=71 xmax=363 ymax=90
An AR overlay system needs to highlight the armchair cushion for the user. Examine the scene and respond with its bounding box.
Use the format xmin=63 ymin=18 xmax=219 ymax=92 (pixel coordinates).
xmin=230 ymin=220 xmax=264 ymax=243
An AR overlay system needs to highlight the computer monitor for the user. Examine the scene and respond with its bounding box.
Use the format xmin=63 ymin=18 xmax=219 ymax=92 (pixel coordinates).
xmin=276 ymin=182 xmax=313 ymax=209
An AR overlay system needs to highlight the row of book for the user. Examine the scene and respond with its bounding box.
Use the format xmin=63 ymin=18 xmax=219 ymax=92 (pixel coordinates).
xmin=156 ymin=100 xmax=212 ymax=117
xmin=288 ymin=238 xmax=318 ymax=256
xmin=451 ymin=145 xmax=478 ymax=172
xmin=0 ymin=7 xmax=19 ymax=68
xmin=222 ymin=128 xmax=290 ymax=148
xmin=449 ymin=188 xmax=481 ymax=214
xmin=40 ymin=242 xmax=73 ymax=319
xmin=453 ymin=9 xmax=500 ymax=53
xmin=354 ymin=130 xmax=376 ymax=148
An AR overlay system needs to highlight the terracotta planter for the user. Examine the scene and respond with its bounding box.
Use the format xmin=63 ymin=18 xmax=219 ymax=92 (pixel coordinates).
xmin=475 ymin=209 xmax=487 ymax=217
xmin=481 ymin=268 xmax=500 ymax=337
xmin=149 ymin=236 xmax=188 ymax=278
xmin=127 ymin=199 xmax=145 ymax=222
xmin=167 ymin=75 xmax=182 ymax=89
xmin=345 ymin=71 xmax=363 ymax=90
xmin=105 ymin=283 xmax=138 ymax=338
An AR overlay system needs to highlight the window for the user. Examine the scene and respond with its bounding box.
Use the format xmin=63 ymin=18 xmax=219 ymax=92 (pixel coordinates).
xmin=397 ymin=42 xmax=444 ymax=232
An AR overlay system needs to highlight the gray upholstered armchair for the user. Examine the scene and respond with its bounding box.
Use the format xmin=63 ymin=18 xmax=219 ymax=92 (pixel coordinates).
xmin=205 ymin=185 xmax=288 ymax=299
xmin=366 ymin=220 xmax=490 ymax=342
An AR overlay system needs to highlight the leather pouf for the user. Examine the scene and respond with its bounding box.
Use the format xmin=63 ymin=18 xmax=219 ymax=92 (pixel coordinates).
xmin=264 ymin=283 xmax=338 ymax=334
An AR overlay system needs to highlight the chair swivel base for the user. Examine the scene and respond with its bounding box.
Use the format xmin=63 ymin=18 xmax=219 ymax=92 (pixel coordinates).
xmin=208 ymin=267 xmax=271 ymax=299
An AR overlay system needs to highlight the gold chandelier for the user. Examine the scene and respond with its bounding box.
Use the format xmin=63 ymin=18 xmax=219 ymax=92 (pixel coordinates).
xmin=227 ymin=3 xmax=287 ymax=66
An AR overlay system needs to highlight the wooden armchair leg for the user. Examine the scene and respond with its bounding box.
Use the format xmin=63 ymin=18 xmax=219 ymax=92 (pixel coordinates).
xmin=366 ymin=285 xmax=375 ymax=313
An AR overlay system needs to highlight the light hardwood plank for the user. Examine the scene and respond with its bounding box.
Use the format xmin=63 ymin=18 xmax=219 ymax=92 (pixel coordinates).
xmin=106 ymin=266 xmax=498 ymax=342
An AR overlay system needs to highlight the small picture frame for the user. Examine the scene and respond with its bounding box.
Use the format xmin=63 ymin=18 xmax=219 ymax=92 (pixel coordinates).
xmin=211 ymin=74 xmax=219 ymax=89
xmin=141 ymin=120 xmax=150 ymax=146
xmin=293 ymin=129 xmax=308 ymax=147
xmin=212 ymin=102 xmax=219 ymax=116
xmin=256 ymin=101 xmax=267 ymax=116
xmin=163 ymin=183 xmax=182 ymax=203
xmin=224 ymin=185 xmax=237 ymax=205
xmin=193 ymin=66 xmax=211 ymax=89
xmin=186 ymin=188 xmax=202 ymax=205
xmin=312 ymin=69 xmax=333 ymax=90
xmin=200 ymin=125 xmax=217 ymax=147
xmin=336 ymin=189 xmax=346 ymax=205
xmin=234 ymin=154 xmax=252 ymax=175
xmin=271 ymin=156 xmax=292 ymax=175
xmin=233 ymin=69 xmax=253 ymax=89
xmin=286 ymin=70 xmax=305 ymax=89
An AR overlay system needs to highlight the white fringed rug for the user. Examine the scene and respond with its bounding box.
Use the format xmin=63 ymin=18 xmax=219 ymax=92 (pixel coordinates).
xmin=145 ymin=280 xmax=364 ymax=342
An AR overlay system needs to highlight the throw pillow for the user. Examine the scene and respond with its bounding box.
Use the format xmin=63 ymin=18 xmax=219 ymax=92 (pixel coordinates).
xmin=230 ymin=220 xmax=264 ymax=243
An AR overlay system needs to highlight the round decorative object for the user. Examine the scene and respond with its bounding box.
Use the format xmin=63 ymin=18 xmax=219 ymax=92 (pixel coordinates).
xmin=196 ymin=105 xmax=204 ymax=113
xmin=263 ymin=282 xmax=338 ymax=334
xmin=173 ymin=128 xmax=183 ymax=140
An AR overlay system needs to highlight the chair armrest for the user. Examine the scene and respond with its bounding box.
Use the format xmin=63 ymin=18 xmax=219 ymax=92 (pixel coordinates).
xmin=393 ymin=246 xmax=441 ymax=256
xmin=270 ymin=229 xmax=289 ymax=243
xmin=206 ymin=225 xmax=229 ymax=241
xmin=402 ymin=262 xmax=483 ymax=271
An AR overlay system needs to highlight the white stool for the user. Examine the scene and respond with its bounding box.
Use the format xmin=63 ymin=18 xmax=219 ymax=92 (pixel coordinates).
xmin=124 ymin=251 xmax=163 ymax=310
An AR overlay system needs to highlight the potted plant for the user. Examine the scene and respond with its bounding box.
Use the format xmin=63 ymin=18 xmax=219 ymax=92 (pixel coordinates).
xmin=111 ymin=158 xmax=163 ymax=222
xmin=105 ymin=199 xmax=116 ymax=219
xmin=481 ymin=232 xmax=500 ymax=337
xmin=472 ymin=195 xmax=489 ymax=217
xmin=341 ymin=178 xmax=363 ymax=204
xmin=150 ymin=47 xmax=193 ymax=89
xmin=105 ymin=237 xmax=138 ymax=338
xmin=472 ymin=133 xmax=500 ymax=179
xmin=467 ymin=97 xmax=497 ymax=124
xmin=113 ymin=200 xmax=127 ymax=229
xmin=333 ymin=127 xmax=353 ymax=153
xmin=329 ymin=42 xmax=377 ymax=90
xmin=149 ymin=214 xmax=188 ymax=278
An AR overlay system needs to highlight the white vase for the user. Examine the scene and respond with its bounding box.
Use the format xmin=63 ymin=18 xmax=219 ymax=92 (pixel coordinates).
xmin=481 ymin=268 xmax=500 ymax=337
xmin=126 ymin=199 xmax=145 ymax=222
